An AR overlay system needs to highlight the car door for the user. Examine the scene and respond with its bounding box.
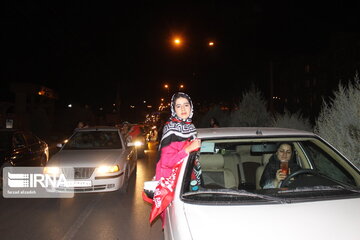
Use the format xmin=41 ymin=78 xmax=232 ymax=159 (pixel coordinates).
xmin=11 ymin=132 xmax=31 ymax=166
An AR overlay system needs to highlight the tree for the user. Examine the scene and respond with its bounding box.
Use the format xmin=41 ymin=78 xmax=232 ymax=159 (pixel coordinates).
xmin=271 ymin=109 xmax=313 ymax=131
xmin=314 ymin=74 xmax=360 ymax=167
xmin=229 ymin=85 xmax=271 ymax=127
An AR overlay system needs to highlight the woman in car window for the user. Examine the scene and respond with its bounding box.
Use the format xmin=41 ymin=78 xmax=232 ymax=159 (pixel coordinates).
xmin=153 ymin=92 xmax=201 ymax=227
xmin=260 ymin=142 xmax=301 ymax=189
xmin=155 ymin=92 xmax=201 ymax=180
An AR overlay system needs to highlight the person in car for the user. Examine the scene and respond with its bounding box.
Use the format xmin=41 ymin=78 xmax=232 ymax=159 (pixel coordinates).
xmin=260 ymin=142 xmax=301 ymax=189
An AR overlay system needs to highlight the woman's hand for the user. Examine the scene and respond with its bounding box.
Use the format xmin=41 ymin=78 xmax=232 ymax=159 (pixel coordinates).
xmin=274 ymin=169 xmax=287 ymax=187
xmin=185 ymin=138 xmax=201 ymax=153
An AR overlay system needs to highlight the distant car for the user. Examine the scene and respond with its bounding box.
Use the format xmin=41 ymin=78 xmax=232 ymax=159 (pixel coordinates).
xmin=46 ymin=126 xmax=137 ymax=193
xmin=144 ymin=127 xmax=360 ymax=240
xmin=0 ymin=129 xmax=49 ymax=188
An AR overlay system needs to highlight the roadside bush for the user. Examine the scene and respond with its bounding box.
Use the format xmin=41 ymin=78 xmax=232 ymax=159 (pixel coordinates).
xmin=229 ymin=85 xmax=271 ymax=127
xmin=271 ymin=109 xmax=313 ymax=131
xmin=314 ymin=74 xmax=360 ymax=167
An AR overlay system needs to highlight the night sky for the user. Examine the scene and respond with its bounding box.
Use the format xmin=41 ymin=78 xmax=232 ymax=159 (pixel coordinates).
xmin=2 ymin=1 xmax=360 ymax=108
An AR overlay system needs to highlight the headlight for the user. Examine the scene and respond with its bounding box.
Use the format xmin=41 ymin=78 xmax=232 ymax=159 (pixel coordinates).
xmin=43 ymin=167 xmax=61 ymax=177
xmin=134 ymin=140 xmax=143 ymax=147
xmin=96 ymin=165 xmax=120 ymax=175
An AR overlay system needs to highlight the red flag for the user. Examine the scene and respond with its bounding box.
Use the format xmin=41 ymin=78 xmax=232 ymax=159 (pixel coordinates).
xmin=149 ymin=159 xmax=184 ymax=224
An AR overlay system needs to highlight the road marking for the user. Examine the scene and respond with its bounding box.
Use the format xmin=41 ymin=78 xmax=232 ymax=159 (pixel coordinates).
xmin=61 ymin=194 xmax=103 ymax=240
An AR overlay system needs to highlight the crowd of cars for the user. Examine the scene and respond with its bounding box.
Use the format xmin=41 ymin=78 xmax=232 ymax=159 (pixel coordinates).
xmin=0 ymin=123 xmax=152 ymax=192
xmin=2 ymin=124 xmax=360 ymax=239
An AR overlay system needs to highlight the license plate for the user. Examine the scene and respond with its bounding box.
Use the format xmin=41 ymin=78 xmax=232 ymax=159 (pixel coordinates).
xmin=60 ymin=180 xmax=92 ymax=187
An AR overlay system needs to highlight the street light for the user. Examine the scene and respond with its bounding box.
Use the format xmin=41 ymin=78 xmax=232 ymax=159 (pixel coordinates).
xmin=172 ymin=36 xmax=183 ymax=48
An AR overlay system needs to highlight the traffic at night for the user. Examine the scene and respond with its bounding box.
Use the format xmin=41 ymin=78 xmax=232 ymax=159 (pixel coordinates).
xmin=1 ymin=1 xmax=360 ymax=240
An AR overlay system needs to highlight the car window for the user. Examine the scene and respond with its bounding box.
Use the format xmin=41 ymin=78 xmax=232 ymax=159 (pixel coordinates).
xmin=23 ymin=132 xmax=38 ymax=145
xmin=301 ymin=141 xmax=356 ymax=186
xmin=13 ymin=133 xmax=27 ymax=148
xmin=181 ymin=138 xmax=360 ymax=203
xmin=64 ymin=130 xmax=123 ymax=150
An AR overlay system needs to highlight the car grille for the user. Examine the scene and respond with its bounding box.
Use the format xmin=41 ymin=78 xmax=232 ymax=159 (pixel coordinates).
xmin=62 ymin=167 xmax=95 ymax=179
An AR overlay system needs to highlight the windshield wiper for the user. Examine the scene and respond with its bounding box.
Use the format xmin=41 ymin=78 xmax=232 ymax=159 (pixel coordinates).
xmin=183 ymin=189 xmax=288 ymax=203
xmin=279 ymin=185 xmax=360 ymax=194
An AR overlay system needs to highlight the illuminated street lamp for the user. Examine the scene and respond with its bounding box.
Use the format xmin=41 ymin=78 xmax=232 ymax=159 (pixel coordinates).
xmin=208 ymin=41 xmax=215 ymax=47
xmin=172 ymin=36 xmax=183 ymax=47
xmin=179 ymin=84 xmax=184 ymax=90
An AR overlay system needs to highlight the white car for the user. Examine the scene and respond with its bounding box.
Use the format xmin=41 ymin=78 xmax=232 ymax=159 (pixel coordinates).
xmin=144 ymin=127 xmax=360 ymax=240
xmin=46 ymin=126 xmax=137 ymax=193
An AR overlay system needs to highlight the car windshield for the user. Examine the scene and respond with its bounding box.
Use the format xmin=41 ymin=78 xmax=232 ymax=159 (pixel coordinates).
xmin=63 ymin=130 xmax=123 ymax=150
xmin=181 ymin=137 xmax=360 ymax=203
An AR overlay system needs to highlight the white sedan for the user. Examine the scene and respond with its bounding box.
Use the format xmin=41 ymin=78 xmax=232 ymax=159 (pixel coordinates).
xmin=144 ymin=127 xmax=360 ymax=240
xmin=46 ymin=126 xmax=137 ymax=193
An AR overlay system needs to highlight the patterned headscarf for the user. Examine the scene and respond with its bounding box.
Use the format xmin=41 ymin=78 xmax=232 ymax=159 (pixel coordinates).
xmin=158 ymin=92 xmax=197 ymax=151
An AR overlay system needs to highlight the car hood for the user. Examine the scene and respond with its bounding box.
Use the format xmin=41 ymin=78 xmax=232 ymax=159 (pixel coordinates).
xmin=47 ymin=149 xmax=126 ymax=167
xmin=183 ymin=198 xmax=360 ymax=240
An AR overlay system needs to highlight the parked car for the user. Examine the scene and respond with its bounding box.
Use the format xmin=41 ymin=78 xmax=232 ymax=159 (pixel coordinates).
xmin=46 ymin=126 xmax=137 ymax=193
xmin=0 ymin=128 xmax=49 ymax=188
xmin=144 ymin=127 xmax=360 ymax=240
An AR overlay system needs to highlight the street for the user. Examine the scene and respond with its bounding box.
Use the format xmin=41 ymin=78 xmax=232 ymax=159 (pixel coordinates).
xmin=0 ymin=143 xmax=164 ymax=240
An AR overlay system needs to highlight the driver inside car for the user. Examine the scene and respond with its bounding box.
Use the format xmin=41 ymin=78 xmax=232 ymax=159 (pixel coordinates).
xmin=260 ymin=142 xmax=302 ymax=189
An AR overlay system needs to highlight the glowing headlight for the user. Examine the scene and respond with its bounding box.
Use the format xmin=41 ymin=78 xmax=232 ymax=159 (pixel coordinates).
xmin=134 ymin=141 xmax=143 ymax=147
xmin=97 ymin=165 xmax=120 ymax=174
xmin=43 ymin=167 xmax=61 ymax=176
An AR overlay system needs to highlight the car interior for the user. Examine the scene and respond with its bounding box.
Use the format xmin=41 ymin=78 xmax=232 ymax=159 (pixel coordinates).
xmin=189 ymin=139 xmax=360 ymax=192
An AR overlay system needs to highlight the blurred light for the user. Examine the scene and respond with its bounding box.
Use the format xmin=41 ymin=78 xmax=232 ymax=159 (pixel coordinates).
xmin=173 ymin=38 xmax=182 ymax=46
xmin=134 ymin=141 xmax=143 ymax=147
xmin=43 ymin=167 xmax=61 ymax=177
xmin=179 ymin=84 xmax=184 ymax=89
xmin=130 ymin=105 xmax=135 ymax=108
xmin=99 ymin=107 xmax=103 ymax=111
xmin=208 ymin=41 xmax=215 ymax=46
xmin=97 ymin=165 xmax=120 ymax=175
xmin=68 ymin=104 xmax=72 ymax=108
xmin=164 ymin=84 xmax=169 ymax=89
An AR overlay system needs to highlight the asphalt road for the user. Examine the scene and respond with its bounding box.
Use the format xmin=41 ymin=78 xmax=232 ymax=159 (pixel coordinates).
xmin=0 ymin=143 xmax=164 ymax=240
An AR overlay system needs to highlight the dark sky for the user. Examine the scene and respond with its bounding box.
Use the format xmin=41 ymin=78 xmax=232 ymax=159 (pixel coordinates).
xmin=2 ymin=1 xmax=360 ymax=107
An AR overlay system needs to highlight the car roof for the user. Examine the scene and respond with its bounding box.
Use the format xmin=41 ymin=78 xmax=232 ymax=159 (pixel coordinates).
xmin=197 ymin=127 xmax=316 ymax=139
